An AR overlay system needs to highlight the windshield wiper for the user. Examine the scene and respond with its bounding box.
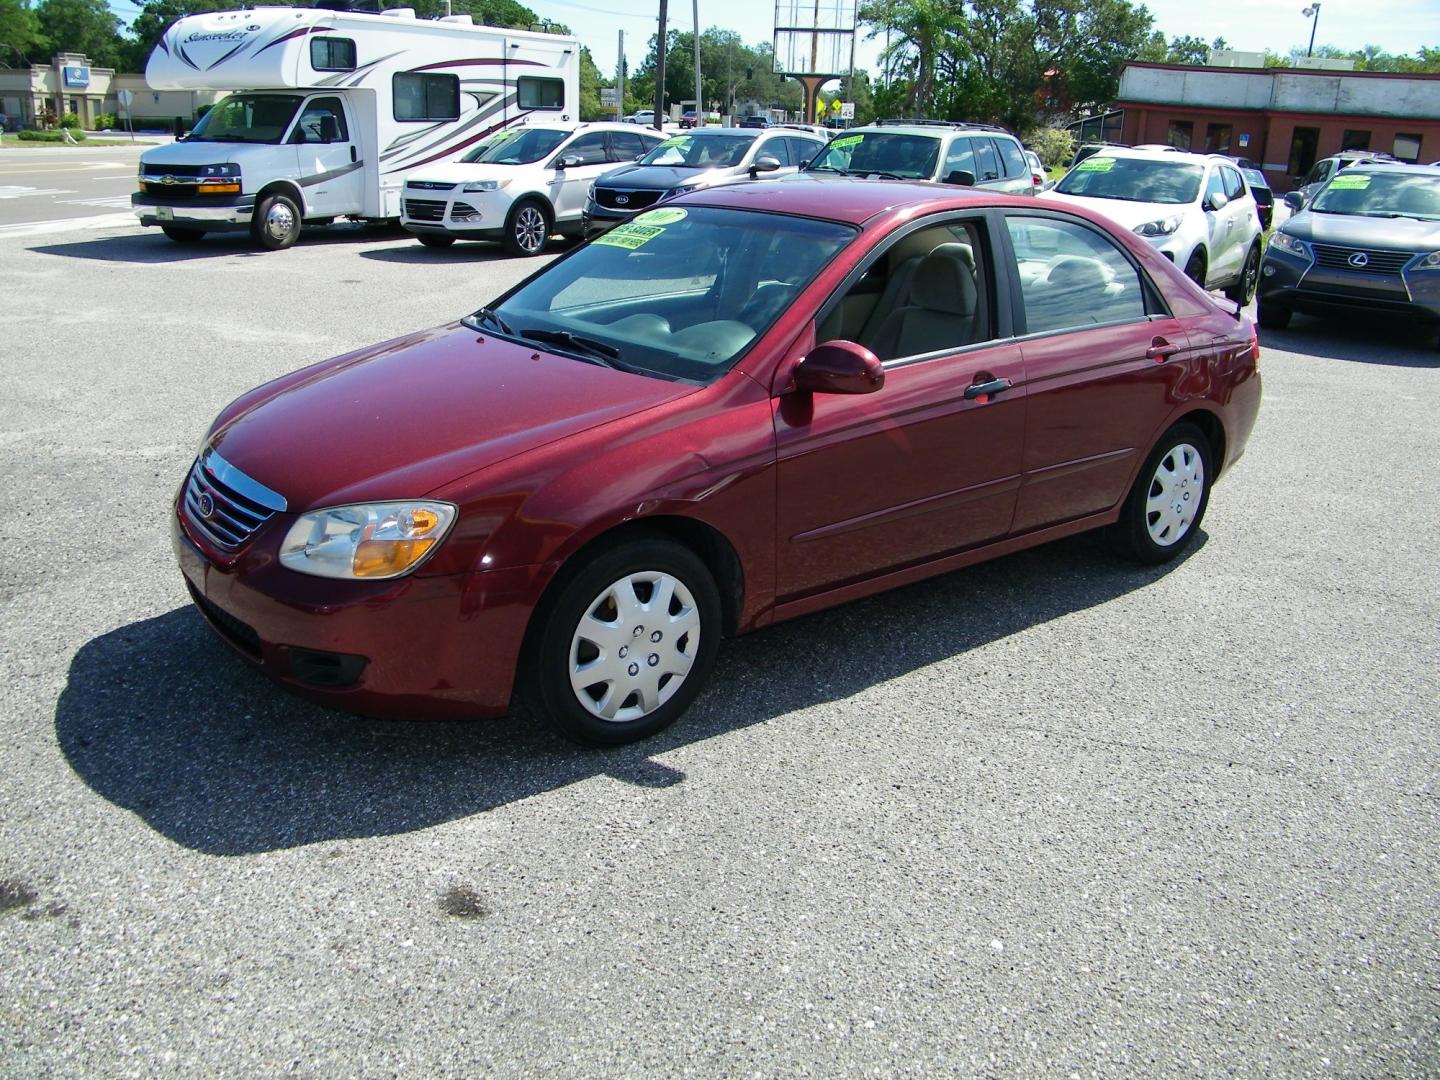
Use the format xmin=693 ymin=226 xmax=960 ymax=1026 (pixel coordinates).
xmin=806 ymin=165 xmax=849 ymax=175
xmin=521 ymin=328 xmax=637 ymax=372
xmin=463 ymin=307 xmax=515 ymax=335
xmin=860 ymin=171 xmax=905 ymax=180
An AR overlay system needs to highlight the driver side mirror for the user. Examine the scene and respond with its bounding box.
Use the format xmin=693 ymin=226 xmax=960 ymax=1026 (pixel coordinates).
xmin=1283 ymin=191 xmax=1305 ymax=210
xmin=792 ymin=341 xmax=884 ymax=395
xmin=944 ymin=169 xmax=976 ymax=187
xmin=556 ymin=154 xmax=583 ymax=170
xmin=1204 ymin=191 xmax=1229 ymax=212
xmin=749 ymin=154 xmax=781 ymax=177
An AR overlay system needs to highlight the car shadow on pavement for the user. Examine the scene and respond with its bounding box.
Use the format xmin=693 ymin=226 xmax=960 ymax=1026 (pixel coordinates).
xmin=1260 ymin=311 xmax=1439 ymax=367
xmin=56 ymin=531 xmax=1204 ymax=856
xmin=357 ymin=238 xmax=578 ymax=265
xmin=30 ymin=226 xmax=413 ymax=263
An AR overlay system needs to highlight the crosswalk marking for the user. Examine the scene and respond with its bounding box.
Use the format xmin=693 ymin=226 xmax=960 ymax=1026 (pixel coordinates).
xmin=0 ymin=186 xmax=75 ymax=199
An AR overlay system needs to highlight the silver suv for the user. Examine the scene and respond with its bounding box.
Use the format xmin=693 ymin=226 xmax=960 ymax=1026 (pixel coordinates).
xmin=803 ymin=120 xmax=1035 ymax=195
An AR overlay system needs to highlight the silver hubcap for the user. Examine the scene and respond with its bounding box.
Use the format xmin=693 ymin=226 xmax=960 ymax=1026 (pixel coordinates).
xmin=265 ymin=201 xmax=296 ymax=241
xmin=514 ymin=206 xmax=546 ymax=252
xmin=1146 ymin=442 xmax=1205 ymax=547
xmin=569 ymin=571 xmax=701 ymax=723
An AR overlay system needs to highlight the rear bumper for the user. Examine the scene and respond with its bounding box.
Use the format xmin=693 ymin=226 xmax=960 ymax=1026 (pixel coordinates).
xmin=132 ymin=192 xmax=255 ymax=231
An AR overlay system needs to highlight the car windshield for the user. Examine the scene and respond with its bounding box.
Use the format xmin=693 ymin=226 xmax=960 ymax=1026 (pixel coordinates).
xmin=1056 ymin=156 xmax=1203 ymax=204
xmin=483 ymin=207 xmax=855 ymax=384
xmin=1242 ymin=168 xmax=1270 ymax=191
xmin=188 ymin=94 xmax=302 ymax=144
xmin=471 ymin=128 xmax=569 ymax=165
xmin=639 ymin=133 xmax=754 ymax=169
xmin=806 ymin=132 xmax=941 ymax=180
xmin=457 ymin=129 xmax=524 ymax=163
xmin=1309 ymin=171 xmax=1440 ymax=219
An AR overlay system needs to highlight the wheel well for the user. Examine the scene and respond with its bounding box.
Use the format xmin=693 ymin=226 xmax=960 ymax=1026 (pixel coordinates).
xmin=1185 ymin=247 xmax=1207 ymax=274
xmin=509 ymin=193 xmax=553 ymax=225
xmin=1176 ymin=409 xmax=1225 ymax=473
xmin=255 ymin=181 xmax=305 ymax=219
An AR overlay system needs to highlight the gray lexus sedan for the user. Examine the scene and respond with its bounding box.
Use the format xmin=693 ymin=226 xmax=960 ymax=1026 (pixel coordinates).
xmin=1258 ymin=163 xmax=1440 ymax=345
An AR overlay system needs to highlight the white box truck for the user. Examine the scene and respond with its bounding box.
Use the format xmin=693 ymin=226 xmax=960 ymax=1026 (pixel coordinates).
xmin=132 ymin=2 xmax=580 ymax=249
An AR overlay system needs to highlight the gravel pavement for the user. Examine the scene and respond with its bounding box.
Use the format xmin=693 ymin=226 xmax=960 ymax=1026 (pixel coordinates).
xmin=1 ymin=218 xmax=1437 ymax=1078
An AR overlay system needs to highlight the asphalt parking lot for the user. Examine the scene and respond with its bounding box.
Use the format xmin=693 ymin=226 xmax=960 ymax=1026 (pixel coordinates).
xmin=1 ymin=202 xmax=1437 ymax=1076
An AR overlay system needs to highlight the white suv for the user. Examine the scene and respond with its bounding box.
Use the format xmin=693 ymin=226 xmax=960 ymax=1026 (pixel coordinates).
xmin=1041 ymin=148 xmax=1263 ymax=305
xmin=401 ymin=122 xmax=665 ymax=256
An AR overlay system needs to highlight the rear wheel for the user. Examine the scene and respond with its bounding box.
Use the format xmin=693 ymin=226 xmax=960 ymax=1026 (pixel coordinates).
xmin=1225 ymin=244 xmax=1260 ymax=306
xmin=1111 ymin=423 xmax=1212 ymax=564
xmin=503 ymin=199 xmax=550 ymax=257
xmin=416 ymin=233 xmax=455 ymax=249
xmin=251 ymin=193 xmax=301 ymax=251
xmin=1257 ymin=298 xmax=1291 ymax=330
xmin=160 ymin=225 xmax=205 ymax=243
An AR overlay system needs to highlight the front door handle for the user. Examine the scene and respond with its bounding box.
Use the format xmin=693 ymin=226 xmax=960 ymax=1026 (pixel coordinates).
xmin=1146 ymin=337 xmax=1182 ymax=361
xmin=964 ymin=376 xmax=1013 ymax=401
xmin=350 ymin=145 xmax=357 ymax=162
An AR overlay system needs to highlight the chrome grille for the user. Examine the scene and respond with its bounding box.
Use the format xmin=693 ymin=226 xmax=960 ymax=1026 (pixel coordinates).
xmin=1311 ymin=244 xmax=1415 ymax=275
xmin=182 ymin=449 xmax=285 ymax=551
xmin=404 ymin=198 xmax=447 ymax=222
xmin=596 ymin=188 xmax=662 ymax=211
xmin=405 ymin=180 xmax=457 ymax=191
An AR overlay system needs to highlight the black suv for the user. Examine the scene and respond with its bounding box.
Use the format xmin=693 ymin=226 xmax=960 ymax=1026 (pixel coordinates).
xmin=804 ymin=120 xmax=1034 ymax=195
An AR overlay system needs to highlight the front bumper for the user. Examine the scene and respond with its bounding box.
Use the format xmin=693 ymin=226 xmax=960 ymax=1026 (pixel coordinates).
xmin=132 ymin=192 xmax=256 ymax=232
xmin=1258 ymin=249 xmax=1440 ymax=323
xmin=172 ymin=507 xmax=552 ymax=718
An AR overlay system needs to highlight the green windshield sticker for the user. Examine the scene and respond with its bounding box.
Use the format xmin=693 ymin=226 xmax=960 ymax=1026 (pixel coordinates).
xmin=829 ymin=135 xmax=862 ymax=150
xmin=657 ymin=136 xmax=690 ymax=150
xmin=593 ymin=222 xmax=667 ymax=250
xmin=1076 ymin=157 xmax=1115 ymax=172
xmin=634 ymin=207 xmax=687 ymax=225
xmin=1328 ymin=173 xmax=1371 ymax=190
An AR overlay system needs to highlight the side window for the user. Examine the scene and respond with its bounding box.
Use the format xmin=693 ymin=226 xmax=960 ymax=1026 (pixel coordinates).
xmin=820 ymin=220 xmax=993 ymax=362
xmin=608 ymin=129 xmax=645 ymax=161
xmin=1203 ymin=169 xmax=1225 ymax=205
xmin=943 ymin=137 xmax=976 ymax=184
xmin=518 ymin=76 xmax=564 ymax=110
xmin=762 ymin=136 xmax=792 ymax=166
xmin=996 ymin=137 xmax=1027 ymax=180
xmin=1222 ymin=166 xmax=1245 ymax=200
xmin=1005 ymin=216 xmax=1147 ymax=335
xmin=290 ymin=97 xmax=348 ymax=143
xmin=639 ymin=132 xmax=665 ymax=153
xmin=309 ymin=37 xmax=355 ymax=72
xmin=394 ymin=73 xmax=458 ymax=121
xmin=558 ymin=132 xmax=609 ymax=166
xmin=973 ymin=138 xmax=1001 ymax=182
xmin=1305 ymin=161 xmax=1330 ymax=186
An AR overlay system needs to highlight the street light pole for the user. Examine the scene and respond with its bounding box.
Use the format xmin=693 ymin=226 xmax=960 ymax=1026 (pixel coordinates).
xmin=1303 ymin=3 xmax=1322 ymax=58
xmin=693 ymin=0 xmax=702 ymax=126
xmin=654 ymin=0 xmax=668 ymax=131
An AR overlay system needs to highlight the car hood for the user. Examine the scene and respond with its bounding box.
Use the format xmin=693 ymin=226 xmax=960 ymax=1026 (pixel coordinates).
xmin=595 ymin=164 xmax=717 ymax=190
xmin=403 ymin=161 xmax=539 ymax=185
xmin=1282 ymin=211 xmax=1440 ymax=250
xmin=139 ymin=140 xmax=272 ymax=171
xmin=209 ymin=325 xmax=695 ymax=510
xmin=1039 ymin=190 xmax=1195 ymax=229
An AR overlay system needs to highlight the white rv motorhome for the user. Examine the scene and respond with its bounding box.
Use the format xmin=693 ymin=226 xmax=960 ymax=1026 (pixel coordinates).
xmin=133 ymin=3 xmax=580 ymax=249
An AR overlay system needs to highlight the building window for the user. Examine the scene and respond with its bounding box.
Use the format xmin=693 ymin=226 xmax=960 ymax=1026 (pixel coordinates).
xmin=518 ymin=77 xmax=564 ymax=110
xmin=1166 ymin=120 xmax=1193 ymax=151
xmin=393 ymin=72 xmax=459 ymax=122
xmin=1393 ymin=133 xmax=1422 ymax=164
xmin=310 ymin=37 xmax=356 ymax=72
xmin=1341 ymin=129 xmax=1370 ymax=151
xmin=1287 ymin=126 xmax=1319 ymax=178
xmin=1205 ymin=123 xmax=1233 ymax=154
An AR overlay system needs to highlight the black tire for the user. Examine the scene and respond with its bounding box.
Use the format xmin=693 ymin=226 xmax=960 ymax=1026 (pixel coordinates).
xmin=251 ymin=192 xmax=301 ymax=251
xmin=1183 ymin=251 xmax=1206 ymax=288
xmin=417 ymin=233 xmax=456 ymax=249
xmin=1110 ymin=423 xmax=1213 ymax=565
xmin=1257 ymin=298 xmax=1291 ymax=330
xmin=1225 ymin=244 xmax=1260 ymax=306
xmin=525 ymin=535 xmax=722 ymax=746
xmin=160 ymin=224 xmax=205 ymax=243
xmin=503 ymin=198 xmax=551 ymax=257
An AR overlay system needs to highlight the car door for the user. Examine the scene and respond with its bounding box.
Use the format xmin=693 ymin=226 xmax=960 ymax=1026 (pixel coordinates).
xmin=547 ymin=131 xmax=613 ymax=223
xmin=1200 ymin=166 xmax=1237 ymax=285
xmin=289 ymin=96 xmax=362 ymax=217
xmin=773 ymin=214 xmax=1026 ymax=600
xmin=1220 ymin=164 xmax=1257 ymax=261
xmin=1000 ymin=211 xmax=1193 ymax=533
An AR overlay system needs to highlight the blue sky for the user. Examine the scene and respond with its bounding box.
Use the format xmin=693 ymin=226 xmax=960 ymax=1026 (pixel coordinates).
xmin=106 ymin=0 xmax=1440 ymax=84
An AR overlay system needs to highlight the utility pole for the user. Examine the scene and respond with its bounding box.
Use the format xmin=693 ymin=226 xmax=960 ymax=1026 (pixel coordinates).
xmin=693 ymin=0 xmax=702 ymax=125
xmin=653 ymin=0 xmax=668 ymax=131
xmin=617 ymin=29 xmax=625 ymax=120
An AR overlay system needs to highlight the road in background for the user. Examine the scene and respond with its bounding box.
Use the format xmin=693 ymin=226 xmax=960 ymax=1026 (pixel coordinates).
xmin=1 ymin=223 xmax=1436 ymax=1076
xmin=0 ymin=144 xmax=146 ymax=233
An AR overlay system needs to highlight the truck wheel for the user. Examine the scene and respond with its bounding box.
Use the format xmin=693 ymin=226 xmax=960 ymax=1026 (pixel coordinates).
xmin=160 ymin=225 xmax=205 ymax=243
xmin=417 ymin=234 xmax=455 ymax=249
xmin=251 ymin=193 xmax=301 ymax=251
xmin=503 ymin=199 xmax=550 ymax=257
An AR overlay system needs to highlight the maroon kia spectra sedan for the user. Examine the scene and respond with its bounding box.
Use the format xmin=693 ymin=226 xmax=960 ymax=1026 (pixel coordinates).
xmin=174 ymin=178 xmax=1260 ymax=745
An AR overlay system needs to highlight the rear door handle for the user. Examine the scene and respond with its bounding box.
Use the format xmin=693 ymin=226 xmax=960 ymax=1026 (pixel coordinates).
xmin=1146 ymin=337 xmax=1182 ymax=361
xmin=964 ymin=376 xmax=1013 ymax=401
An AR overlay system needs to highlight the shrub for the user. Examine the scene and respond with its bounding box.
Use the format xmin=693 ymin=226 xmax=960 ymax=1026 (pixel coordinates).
xmin=17 ymin=128 xmax=87 ymax=142
xmin=94 ymin=112 xmax=118 ymax=130
xmin=59 ymin=112 xmax=82 ymax=128
xmin=1025 ymin=127 xmax=1076 ymax=169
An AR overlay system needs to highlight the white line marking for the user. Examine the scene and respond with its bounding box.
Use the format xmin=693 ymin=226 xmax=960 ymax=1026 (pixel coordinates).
xmin=0 ymin=212 xmax=137 ymax=238
xmin=0 ymin=186 xmax=75 ymax=199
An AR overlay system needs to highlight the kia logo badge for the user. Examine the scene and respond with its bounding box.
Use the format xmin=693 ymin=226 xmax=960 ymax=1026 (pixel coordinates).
xmin=1348 ymin=252 xmax=1369 ymax=268
xmin=197 ymin=492 xmax=215 ymax=519
xmin=615 ymin=194 xmax=629 ymax=205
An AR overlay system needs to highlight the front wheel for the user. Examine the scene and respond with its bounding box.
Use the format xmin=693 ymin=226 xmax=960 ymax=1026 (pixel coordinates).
xmin=526 ymin=536 xmax=722 ymax=745
xmin=1225 ymin=244 xmax=1260 ymax=306
xmin=1183 ymin=251 xmax=1207 ymax=288
xmin=251 ymin=193 xmax=301 ymax=251
xmin=416 ymin=233 xmax=455 ymax=249
xmin=503 ymin=199 xmax=551 ymax=257
xmin=1110 ymin=423 xmax=1212 ymax=564
xmin=160 ymin=225 xmax=205 ymax=243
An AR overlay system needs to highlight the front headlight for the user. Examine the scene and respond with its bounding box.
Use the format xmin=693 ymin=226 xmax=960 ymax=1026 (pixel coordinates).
xmin=1269 ymin=231 xmax=1313 ymax=260
xmin=279 ymin=501 xmax=457 ymax=580
xmin=1407 ymin=250 xmax=1440 ymax=272
xmin=1133 ymin=214 xmax=1183 ymax=237
xmin=586 ymin=181 xmax=596 ymax=200
xmin=199 ymin=163 xmax=240 ymax=177
xmin=461 ymin=179 xmax=509 ymax=193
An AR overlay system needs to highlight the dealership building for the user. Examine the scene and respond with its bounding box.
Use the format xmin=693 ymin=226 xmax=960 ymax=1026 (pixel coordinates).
xmin=1109 ymin=61 xmax=1440 ymax=190
xmin=0 ymin=53 xmax=218 ymax=132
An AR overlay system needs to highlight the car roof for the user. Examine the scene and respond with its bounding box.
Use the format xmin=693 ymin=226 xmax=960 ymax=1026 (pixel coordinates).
xmin=677 ymin=175 xmax=1050 ymax=226
xmin=1337 ymin=162 xmax=1440 ymax=178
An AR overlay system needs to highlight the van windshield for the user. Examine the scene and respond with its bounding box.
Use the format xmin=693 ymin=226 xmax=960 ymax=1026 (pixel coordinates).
xmin=189 ymin=94 xmax=303 ymax=144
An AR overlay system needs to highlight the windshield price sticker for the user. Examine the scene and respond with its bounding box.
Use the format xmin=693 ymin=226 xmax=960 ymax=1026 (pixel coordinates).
xmin=1329 ymin=173 xmax=1371 ymax=190
xmin=634 ymin=208 xmax=687 ymax=225
xmin=1077 ymin=157 xmax=1115 ymax=172
xmin=830 ymin=135 xmax=862 ymax=150
xmin=657 ymin=136 xmax=690 ymax=150
xmin=593 ymin=222 xmax=667 ymax=250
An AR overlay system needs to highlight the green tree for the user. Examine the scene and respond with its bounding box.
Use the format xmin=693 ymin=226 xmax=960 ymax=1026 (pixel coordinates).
xmin=36 ymin=0 xmax=120 ymax=66
xmin=0 ymin=0 xmax=45 ymax=64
